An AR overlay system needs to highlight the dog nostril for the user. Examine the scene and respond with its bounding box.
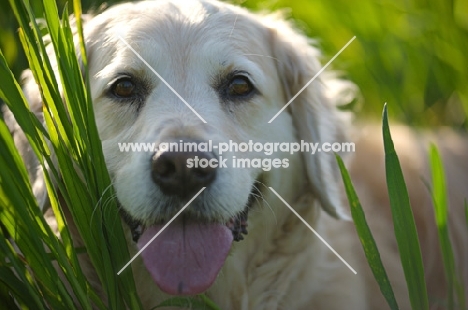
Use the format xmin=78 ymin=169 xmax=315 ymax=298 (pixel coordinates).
xmin=153 ymin=157 xmax=177 ymax=179
xmin=151 ymin=148 xmax=217 ymax=198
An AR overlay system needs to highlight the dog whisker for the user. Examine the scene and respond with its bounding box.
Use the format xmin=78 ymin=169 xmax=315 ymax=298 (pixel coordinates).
xmin=90 ymin=182 xmax=118 ymax=227
xmin=252 ymin=180 xmax=277 ymax=224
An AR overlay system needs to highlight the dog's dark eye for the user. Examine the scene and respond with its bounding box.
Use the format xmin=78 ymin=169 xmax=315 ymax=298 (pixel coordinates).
xmin=111 ymin=78 xmax=136 ymax=98
xmin=227 ymin=76 xmax=254 ymax=97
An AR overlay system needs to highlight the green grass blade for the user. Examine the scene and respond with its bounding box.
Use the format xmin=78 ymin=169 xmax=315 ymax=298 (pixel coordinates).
xmin=154 ymin=295 xmax=221 ymax=310
xmin=335 ymin=154 xmax=399 ymax=309
xmin=465 ymin=200 xmax=468 ymax=229
xmin=0 ymin=118 xmax=77 ymax=309
xmin=2 ymin=0 xmax=128 ymax=307
xmin=0 ymin=48 xmax=48 ymax=156
xmin=0 ymin=269 xmax=22 ymax=309
xmin=382 ymin=104 xmax=429 ymax=310
xmin=429 ymin=144 xmax=466 ymax=309
xmin=0 ymin=241 xmax=45 ymax=309
xmin=0 ymin=32 xmax=94 ymax=309
xmin=3 ymin=0 xmax=143 ymax=307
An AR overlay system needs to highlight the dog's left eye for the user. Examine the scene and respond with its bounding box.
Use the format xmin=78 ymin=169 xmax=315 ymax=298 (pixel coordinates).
xmin=111 ymin=78 xmax=136 ymax=98
xmin=227 ymin=76 xmax=254 ymax=97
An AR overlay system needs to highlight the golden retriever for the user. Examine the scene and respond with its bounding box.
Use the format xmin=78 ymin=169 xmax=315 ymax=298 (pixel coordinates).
xmin=3 ymin=0 xmax=467 ymax=309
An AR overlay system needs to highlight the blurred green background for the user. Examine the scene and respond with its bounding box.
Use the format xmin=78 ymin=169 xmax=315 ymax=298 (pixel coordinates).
xmin=1 ymin=0 xmax=467 ymax=127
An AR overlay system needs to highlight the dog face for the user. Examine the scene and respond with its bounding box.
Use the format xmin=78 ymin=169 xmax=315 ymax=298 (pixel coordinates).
xmin=88 ymin=1 xmax=289 ymax=225
xmin=19 ymin=0 xmax=350 ymax=297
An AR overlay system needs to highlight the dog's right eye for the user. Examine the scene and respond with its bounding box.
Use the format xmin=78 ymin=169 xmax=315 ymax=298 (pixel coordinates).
xmin=227 ymin=76 xmax=254 ymax=97
xmin=111 ymin=78 xmax=136 ymax=98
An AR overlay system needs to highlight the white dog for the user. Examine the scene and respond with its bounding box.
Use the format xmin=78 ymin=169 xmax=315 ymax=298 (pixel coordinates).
xmin=4 ymin=0 xmax=467 ymax=309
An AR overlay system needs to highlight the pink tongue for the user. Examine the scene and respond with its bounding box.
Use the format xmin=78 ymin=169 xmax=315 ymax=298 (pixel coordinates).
xmin=137 ymin=217 xmax=233 ymax=295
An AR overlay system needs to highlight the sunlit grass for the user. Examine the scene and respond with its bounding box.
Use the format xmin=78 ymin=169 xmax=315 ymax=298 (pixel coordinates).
xmin=429 ymin=145 xmax=466 ymax=309
xmin=336 ymin=153 xmax=399 ymax=310
xmin=1 ymin=0 xmax=140 ymax=307
xmin=336 ymin=105 xmax=467 ymax=310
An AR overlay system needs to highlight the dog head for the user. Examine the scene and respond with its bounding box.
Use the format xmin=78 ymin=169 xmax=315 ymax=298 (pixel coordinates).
xmin=20 ymin=0 xmax=352 ymax=297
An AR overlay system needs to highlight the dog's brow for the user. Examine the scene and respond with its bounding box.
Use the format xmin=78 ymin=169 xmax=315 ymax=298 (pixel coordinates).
xmin=117 ymin=35 xmax=208 ymax=123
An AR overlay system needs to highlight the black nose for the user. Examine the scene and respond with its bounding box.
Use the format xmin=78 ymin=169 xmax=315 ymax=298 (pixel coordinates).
xmin=151 ymin=148 xmax=217 ymax=198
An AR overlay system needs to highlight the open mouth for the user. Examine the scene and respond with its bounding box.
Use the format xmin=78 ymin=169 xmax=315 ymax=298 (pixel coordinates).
xmin=121 ymin=197 xmax=252 ymax=244
xmin=118 ymin=186 xmax=258 ymax=295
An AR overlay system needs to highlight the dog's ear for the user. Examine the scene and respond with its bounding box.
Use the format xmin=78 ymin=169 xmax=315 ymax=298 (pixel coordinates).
xmin=266 ymin=16 xmax=353 ymax=219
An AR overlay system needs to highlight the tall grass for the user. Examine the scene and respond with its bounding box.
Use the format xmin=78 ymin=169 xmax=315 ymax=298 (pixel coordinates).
xmin=336 ymin=105 xmax=467 ymax=309
xmin=0 ymin=0 xmax=141 ymax=308
xmin=336 ymin=154 xmax=399 ymax=310
xmin=381 ymin=105 xmax=429 ymax=309
xmin=429 ymin=145 xmax=466 ymax=309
